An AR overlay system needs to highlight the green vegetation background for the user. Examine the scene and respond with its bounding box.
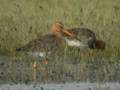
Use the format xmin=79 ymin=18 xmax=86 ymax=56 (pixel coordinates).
xmin=0 ymin=0 xmax=120 ymax=61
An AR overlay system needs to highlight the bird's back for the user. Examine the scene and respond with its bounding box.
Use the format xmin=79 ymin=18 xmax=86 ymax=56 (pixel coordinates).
xmin=16 ymin=34 xmax=62 ymax=52
xmin=63 ymin=28 xmax=96 ymax=49
xmin=69 ymin=28 xmax=96 ymax=39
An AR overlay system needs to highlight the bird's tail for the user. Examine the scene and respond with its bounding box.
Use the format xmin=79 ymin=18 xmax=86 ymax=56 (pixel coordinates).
xmin=95 ymin=40 xmax=105 ymax=50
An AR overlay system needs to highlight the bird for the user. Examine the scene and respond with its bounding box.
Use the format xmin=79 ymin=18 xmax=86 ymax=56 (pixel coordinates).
xmin=52 ymin=21 xmax=106 ymax=50
xmin=16 ymin=34 xmax=61 ymax=59
xmin=51 ymin=23 xmax=96 ymax=49
xmin=16 ymin=22 xmax=72 ymax=64
xmin=65 ymin=28 xmax=96 ymax=49
xmin=15 ymin=22 xmax=71 ymax=82
xmin=63 ymin=28 xmax=106 ymax=50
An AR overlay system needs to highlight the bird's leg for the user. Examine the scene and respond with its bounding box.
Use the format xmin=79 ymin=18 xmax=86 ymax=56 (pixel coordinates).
xmin=43 ymin=58 xmax=48 ymax=65
xmin=43 ymin=58 xmax=49 ymax=82
xmin=44 ymin=52 xmax=49 ymax=65
xmin=33 ymin=60 xmax=37 ymax=69
xmin=32 ymin=60 xmax=37 ymax=84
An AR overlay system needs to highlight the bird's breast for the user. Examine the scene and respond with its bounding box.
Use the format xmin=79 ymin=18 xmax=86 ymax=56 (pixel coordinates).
xmin=65 ymin=38 xmax=88 ymax=48
xmin=27 ymin=51 xmax=47 ymax=58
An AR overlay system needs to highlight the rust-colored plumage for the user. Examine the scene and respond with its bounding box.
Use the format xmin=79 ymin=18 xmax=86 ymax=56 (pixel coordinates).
xmin=95 ymin=40 xmax=105 ymax=50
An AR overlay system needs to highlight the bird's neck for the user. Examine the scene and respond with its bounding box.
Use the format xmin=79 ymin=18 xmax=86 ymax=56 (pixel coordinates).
xmin=53 ymin=33 xmax=63 ymax=40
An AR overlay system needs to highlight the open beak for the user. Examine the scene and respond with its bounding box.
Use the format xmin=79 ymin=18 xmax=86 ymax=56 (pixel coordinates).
xmin=62 ymin=29 xmax=75 ymax=37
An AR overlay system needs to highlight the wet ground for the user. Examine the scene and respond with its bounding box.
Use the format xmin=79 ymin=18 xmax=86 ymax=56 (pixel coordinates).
xmin=0 ymin=83 xmax=120 ymax=90
xmin=0 ymin=55 xmax=120 ymax=84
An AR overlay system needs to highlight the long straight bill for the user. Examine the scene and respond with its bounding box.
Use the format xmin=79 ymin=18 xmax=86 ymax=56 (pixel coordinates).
xmin=62 ymin=29 xmax=75 ymax=37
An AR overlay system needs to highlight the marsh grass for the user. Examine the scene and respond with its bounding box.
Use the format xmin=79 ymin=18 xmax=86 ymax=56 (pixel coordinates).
xmin=0 ymin=0 xmax=120 ymax=83
xmin=0 ymin=0 xmax=120 ymax=59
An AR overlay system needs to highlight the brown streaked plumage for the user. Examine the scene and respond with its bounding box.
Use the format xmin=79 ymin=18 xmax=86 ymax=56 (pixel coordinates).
xmin=63 ymin=28 xmax=106 ymax=50
xmin=63 ymin=28 xmax=96 ymax=49
xmin=16 ymin=34 xmax=63 ymax=66
xmin=16 ymin=34 xmax=62 ymax=56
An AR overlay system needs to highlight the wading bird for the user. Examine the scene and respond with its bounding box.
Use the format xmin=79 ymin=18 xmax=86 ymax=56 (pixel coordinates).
xmin=52 ymin=23 xmax=96 ymax=49
xmin=54 ymin=22 xmax=105 ymax=50
xmin=16 ymin=22 xmax=72 ymax=64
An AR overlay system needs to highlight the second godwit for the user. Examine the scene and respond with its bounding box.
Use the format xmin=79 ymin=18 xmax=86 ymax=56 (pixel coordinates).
xmin=51 ymin=22 xmax=96 ymax=49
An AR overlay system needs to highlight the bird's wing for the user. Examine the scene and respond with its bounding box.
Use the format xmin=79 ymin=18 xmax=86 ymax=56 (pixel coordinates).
xmin=16 ymin=34 xmax=60 ymax=52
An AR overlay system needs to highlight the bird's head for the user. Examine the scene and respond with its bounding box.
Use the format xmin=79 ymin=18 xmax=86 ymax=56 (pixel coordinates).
xmin=51 ymin=22 xmax=75 ymax=38
xmin=51 ymin=22 xmax=63 ymax=37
